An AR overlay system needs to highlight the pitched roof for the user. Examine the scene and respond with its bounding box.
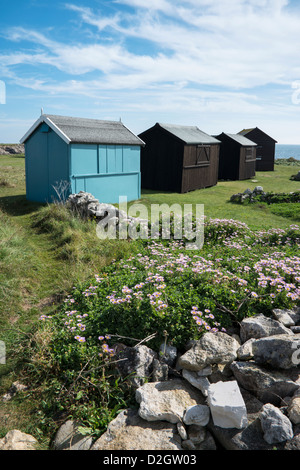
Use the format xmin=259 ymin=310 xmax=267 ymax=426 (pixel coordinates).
xmin=238 ymin=127 xmax=277 ymax=142
xmin=238 ymin=128 xmax=255 ymax=136
xmin=220 ymin=133 xmax=257 ymax=147
xmin=20 ymin=114 xmax=145 ymax=146
xmin=156 ymin=123 xmax=220 ymax=145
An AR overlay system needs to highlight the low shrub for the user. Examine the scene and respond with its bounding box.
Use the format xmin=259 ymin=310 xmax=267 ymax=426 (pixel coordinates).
xmin=24 ymin=218 xmax=299 ymax=435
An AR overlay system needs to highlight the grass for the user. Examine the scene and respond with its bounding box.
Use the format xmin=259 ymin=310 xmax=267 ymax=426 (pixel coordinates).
xmin=0 ymin=153 xmax=299 ymax=445
xmin=134 ymin=164 xmax=300 ymax=230
xmin=0 ymin=154 xmax=136 ymax=443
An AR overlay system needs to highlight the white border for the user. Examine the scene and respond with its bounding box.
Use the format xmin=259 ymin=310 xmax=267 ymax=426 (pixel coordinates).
xmin=20 ymin=115 xmax=71 ymax=144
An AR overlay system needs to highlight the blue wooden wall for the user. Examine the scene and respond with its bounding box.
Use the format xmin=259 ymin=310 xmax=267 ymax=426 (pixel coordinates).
xmin=25 ymin=124 xmax=69 ymax=202
xmin=70 ymin=143 xmax=141 ymax=203
xmin=25 ymin=125 xmax=141 ymax=203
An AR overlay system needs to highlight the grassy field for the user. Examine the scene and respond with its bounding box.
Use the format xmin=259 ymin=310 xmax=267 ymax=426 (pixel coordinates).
xmin=134 ymin=164 xmax=300 ymax=230
xmin=0 ymin=153 xmax=299 ymax=445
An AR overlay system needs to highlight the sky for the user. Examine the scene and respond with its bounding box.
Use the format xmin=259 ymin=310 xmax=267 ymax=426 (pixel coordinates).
xmin=1 ymin=0 xmax=300 ymax=144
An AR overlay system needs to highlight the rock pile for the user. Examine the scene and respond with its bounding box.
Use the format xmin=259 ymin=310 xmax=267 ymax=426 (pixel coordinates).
xmin=0 ymin=144 xmax=24 ymax=155
xmin=66 ymin=191 xmax=148 ymax=231
xmin=291 ymin=171 xmax=300 ymax=181
xmin=230 ymin=186 xmax=300 ymax=205
xmin=230 ymin=186 xmax=266 ymax=204
xmin=2 ymin=307 xmax=300 ymax=450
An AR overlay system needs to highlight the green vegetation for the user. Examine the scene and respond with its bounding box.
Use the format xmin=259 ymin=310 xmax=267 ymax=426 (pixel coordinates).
xmin=0 ymin=153 xmax=299 ymax=447
xmin=275 ymin=157 xmax=300 ymax=167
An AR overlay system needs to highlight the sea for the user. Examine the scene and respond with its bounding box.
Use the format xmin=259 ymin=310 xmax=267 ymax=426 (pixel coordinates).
xmin=275 ymin=144 xmax=300 ymax=161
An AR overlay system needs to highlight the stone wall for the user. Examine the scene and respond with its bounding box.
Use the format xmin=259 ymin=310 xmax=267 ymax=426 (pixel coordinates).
xmin=2 ymin=308 xmax=300 ymax=451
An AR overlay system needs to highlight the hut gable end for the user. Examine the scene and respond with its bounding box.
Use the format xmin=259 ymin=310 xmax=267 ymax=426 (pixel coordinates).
xmin=21 ymin=114 xmax=143 ymax=203
xmin=237 ymin=127 xmax=277 ymax=171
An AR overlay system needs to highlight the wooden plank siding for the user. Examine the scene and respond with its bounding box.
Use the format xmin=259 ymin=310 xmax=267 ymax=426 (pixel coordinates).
xmin=139 ymin=123 xmax=220 ymax=193
xmin=238 ymin=128 xmax=277 ymax=172
xmin=21 ymin=114 xmax=144 ymax=203
xmin=216 ymin=133 xmax=257 ymax=181
xmin=140 ymin=126 xmax=184 ymax=192
xmin=181 ymin=144 xmax=219 ymax=192
xmin=239 ymin=146 xmax=256 ymax=180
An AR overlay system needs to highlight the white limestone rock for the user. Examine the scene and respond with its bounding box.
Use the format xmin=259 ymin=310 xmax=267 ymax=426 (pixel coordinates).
xmin=207 ymin=380 xmax=248 ymax=429
xmin=136 ymin=379 xmax=203 ymax=424
xmin=0 ymin=430 xmax=37 ymax=450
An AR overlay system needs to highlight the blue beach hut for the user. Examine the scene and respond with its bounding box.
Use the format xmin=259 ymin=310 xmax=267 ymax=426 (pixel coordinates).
xmin=20 ymin=114 xmax=145 ymax=203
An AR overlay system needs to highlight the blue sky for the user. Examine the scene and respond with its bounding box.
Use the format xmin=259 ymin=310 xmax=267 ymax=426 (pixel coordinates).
xmin=1 ymin=0 xmax=300 ymax=143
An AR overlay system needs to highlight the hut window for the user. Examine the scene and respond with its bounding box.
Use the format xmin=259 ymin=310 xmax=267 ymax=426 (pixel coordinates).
xmin=245 ymin=147 xmax=254 ymax=161
xmin=196 ymin=145 xmax=210 ymax=165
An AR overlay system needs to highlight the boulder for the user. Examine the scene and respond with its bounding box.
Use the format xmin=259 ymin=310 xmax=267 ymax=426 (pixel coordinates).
xmin=152 ymin=359 xmax=169 ymax=382
xmin=136 ymin=379 xmax=204 ymax=424
xmin=230 ymin=361 xmax=299 ymax=405
xmin=177 ymin=332 xmax=240 ymax=371
xmin=182 ymin=427 xmax=217 ymax=450
xmin=292 ymin=171 xmax=300 ymax=181
xmin=51 ymin=420 xmax=93 ymax=450
xmin=287 ymin=390 xmax=300 ymax=424
xmin=116 ymin=344 xmax=157 ymax=388
xmin=253 ymin=186 xmax=264 ymax=194
xmin=243 ymin=188 xmax=253 ymax=195
xmin=0 ymin=430 xmax=37 ymax=450
xmin=183 ymin=404 xmax=210 ymax=426
xmin=207 ymin=380 xmax=248 ymax=429
xmin=91 ymin=408 xmax=182 ymax=450
xmin=272 ymin=308 xmax=295 ymax=327
xmin=260 ymin=403 xmax=294 ymax=444
xmin=187 ymin=425 xmax=211 ymax=446
xmin=252 ymin=333 xmax=300 ymax=369
xmin=176 ymin=422 xmax=188 ymax=440
xmin=237 ymin=338 xmax=256 ymax=361
xmin=182 ymin=369 xmax=211 ymax=396
xmin=240 ymin=313 xmax=293 ymax=343
xmin=0 ymin=144 xmax=24 ymax=155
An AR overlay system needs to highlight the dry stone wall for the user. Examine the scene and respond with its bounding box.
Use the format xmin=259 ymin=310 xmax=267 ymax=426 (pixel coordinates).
xmin=2 ymin=308 xmax=300 ymax=450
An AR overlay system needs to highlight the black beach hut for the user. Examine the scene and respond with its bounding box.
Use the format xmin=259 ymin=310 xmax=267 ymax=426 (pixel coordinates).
xmin=238 ymin=127 xmax=277 ymax=171
xmin=138 ymin=123 xmax=221 ymax=193
xmin=215 ymin=132 xmax=257 ymax=181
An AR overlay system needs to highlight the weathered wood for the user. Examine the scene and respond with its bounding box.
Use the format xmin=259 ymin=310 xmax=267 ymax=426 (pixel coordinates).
xmin=238 ymin=127 xmax=277 ymax=172
xmin=139 ymin=123 xmax=220 ymax=193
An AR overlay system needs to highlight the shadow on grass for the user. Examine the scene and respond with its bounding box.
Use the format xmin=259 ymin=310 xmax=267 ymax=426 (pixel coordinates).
xmin=0 ymin=194 xmax=45 ymax=217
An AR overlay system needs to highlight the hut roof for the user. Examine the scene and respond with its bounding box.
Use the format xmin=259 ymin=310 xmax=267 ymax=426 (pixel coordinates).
xmin=238 ymin=127 xmax=277 ymax=143
xmin=20 ymin=114 xmax=145 ymax=146
xmin=155 ymin=123 xmax=220 ymax=145
xmin=220 ymin=133 xmax=257 ymax=147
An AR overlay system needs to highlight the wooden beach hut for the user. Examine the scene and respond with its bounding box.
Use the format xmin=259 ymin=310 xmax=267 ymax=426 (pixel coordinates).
xmin=20 ymin=114 xmax=145 ymax=203
xmin=215 ymin=133 xmax=257 ymax=181
xmin=138 ymin=123 xmax=221 ymax=193
xmin=238 ymin=127 xmax=277 ymax=171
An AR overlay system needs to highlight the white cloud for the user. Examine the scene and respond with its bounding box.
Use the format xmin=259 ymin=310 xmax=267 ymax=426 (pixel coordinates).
xmin=2 ymin=0 xmax=300 ymax=143
xmin=3 ymin=1 xmax=300 ymax=89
